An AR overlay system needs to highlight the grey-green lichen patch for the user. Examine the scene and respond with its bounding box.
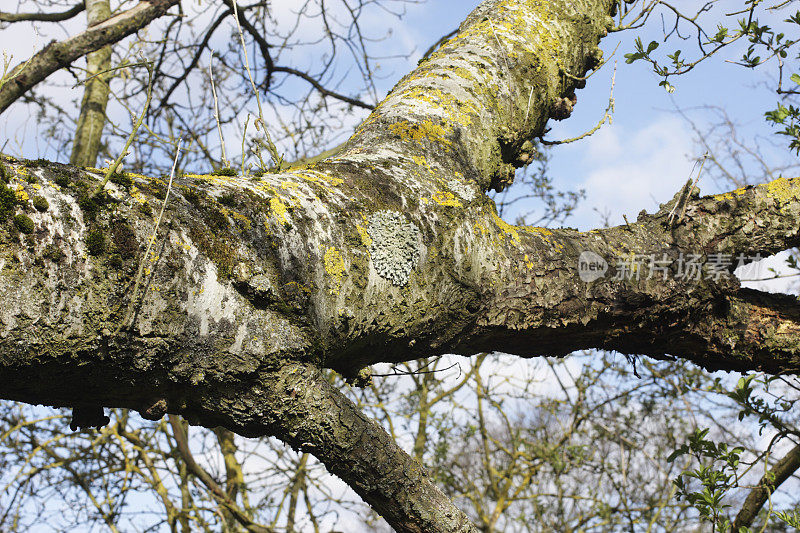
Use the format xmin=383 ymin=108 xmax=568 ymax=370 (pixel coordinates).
xmin=366 ymin=210 xmax=421 ymax=286
xmin=446 ymin=178 xmax=476 ymax=201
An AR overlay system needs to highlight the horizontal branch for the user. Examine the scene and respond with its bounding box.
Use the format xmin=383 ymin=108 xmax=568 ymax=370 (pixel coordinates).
xmin=0 ymin=2 xmax=85 ymax=23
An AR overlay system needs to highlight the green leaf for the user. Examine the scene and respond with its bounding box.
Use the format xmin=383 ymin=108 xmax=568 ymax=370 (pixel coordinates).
xmin=659 ymin=80 xmax=676 ymax=93
xmin=791 ymin=73 xmax=800 ymax=85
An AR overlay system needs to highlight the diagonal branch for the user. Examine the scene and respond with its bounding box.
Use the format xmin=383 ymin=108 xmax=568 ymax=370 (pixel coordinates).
xmin=188 ymin=362 xmax=480 ymax=533
xmin=0 ymin=0 xmax=179 ymax=114
xmin=168 ymin=415 xmax=273 ymax=533
xmin=732 ymin=442 xmax=800 ymax=530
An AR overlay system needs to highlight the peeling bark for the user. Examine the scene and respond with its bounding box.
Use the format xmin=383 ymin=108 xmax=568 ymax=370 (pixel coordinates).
xmin=1 ymin=0 xmax=799 ymax=530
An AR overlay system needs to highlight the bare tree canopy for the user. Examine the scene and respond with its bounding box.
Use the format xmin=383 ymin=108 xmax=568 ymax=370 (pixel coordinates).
xmin=2 ymin=0 xmax=800 ymax=531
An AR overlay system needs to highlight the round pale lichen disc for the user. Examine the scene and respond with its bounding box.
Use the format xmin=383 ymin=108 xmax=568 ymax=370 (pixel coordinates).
xmin=365 ymin=210 xmax=421 ymax=287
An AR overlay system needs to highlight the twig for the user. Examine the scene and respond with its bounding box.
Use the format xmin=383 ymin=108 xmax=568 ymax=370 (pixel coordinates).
xmin=677 ymin=151 xmax=707 ymax=221
xmin=114 ymin=139 xmax=182 ymax=335
xmin=241 ymin=114 xmax=250 ymax=177
xmin=94 ymin=54 xmax=154 ymax=196
xmin=541 ymin=61 xmax=617 ymax=146
xmin=208 ymin=55 xmax=228 ymax=168
xmin=231 ymin=1 xmax=283 ymax=171
xmin=667 ymin=151 xmax=707 ymax=227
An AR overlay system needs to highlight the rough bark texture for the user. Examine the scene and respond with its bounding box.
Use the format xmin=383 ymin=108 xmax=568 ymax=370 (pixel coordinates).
xmin=0 ymin=0 xmax=178 ymax=114
xmin=1 ymin=0 xmax=798 ymax=530
xmin=70 ymin=0 xmax=112 ymax=167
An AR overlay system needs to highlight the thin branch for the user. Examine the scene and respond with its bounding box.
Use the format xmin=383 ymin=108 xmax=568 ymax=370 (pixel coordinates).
xmin=0 ymin=2 xmax=85 ymax=23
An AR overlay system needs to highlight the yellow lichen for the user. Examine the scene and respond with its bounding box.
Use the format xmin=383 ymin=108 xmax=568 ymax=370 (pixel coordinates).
xmin=765 ymin=177 xmax=800 ymax=206
xmin=269 ymin=197 xmax=289 ymax=225
xmin=524 ymin=253 xmax=534 ymax=269
xmin=525 ymin=226 xmax=552 ymax=236
xmin=432 ymin=190 xmax=462 ymax=207
xmin=388 ymin=120 xmax=452 ymax=146
xmin=356 ymin=223 xmax=372 ymax=248
xmin=491 ymin=212 xmax=520 ymax=243
xmin=323 ymin=247 xmax=345 ymax=295
xmin=14 ymin=185 xmax=28 ymax=203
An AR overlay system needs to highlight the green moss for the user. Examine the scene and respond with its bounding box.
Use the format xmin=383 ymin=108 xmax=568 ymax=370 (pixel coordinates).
xmin=86 ymin=228 xmax=106 ymax=256
xmin=206 ymin=208 xmax=229 ymax=231
xmin=189 ymin=224 xmax=236 ymax=279
xmin=54 ymin=174 xmax=71 ymax=187
xmin=218 ymin=193 xmax=237 ymax=208
xmin=24 ymin=158 xmax=48 ymax=168
xmin=107 ymin=254 xmax=123 ymax=270
xmin=0 ymin=182 xmax=15 ymax=220
xmin=43 ymin=244 xmax=65 ymax=263
xmin=212 ymin=166 xmax=238 ymax=177
xmin=77 ymin=193 xmax=99 ymax=220
xmin=109 ymin=172 xmax=133 ymax=189
xmin=0 ymin=162 xmax=7 ymax=183
xmin=111 ymin=219 xmax=138 ymax=257
xmin=32 ymin=195 xmax=49 ymax=212
xmin=13 ymin=213 xmax=34 ymax=234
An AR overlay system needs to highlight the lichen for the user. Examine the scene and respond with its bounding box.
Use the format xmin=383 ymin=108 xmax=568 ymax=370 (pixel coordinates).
xmin=323 ymin=247 xmax=345 ymax=294
xmin=14 ymin=185 xmax=29 ymax=204
xmin=388 ymin=120 xmax=452 ymax=146
xmin=366 ymin=210 xmax=421 ymax=287
xmin=446 ymin=176 xmax=476 ymax=201
xmin=431 ymin=190 xmax=463 ymax=207
xmin=491 ymin=211 xmax=520 ymax=243
xmin=269 ymin=197 xmax=290 ymax=225
xmin=765 ymin=177 xmax=800 ymax=207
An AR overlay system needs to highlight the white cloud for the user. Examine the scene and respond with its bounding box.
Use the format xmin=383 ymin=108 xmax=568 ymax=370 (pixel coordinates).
xmin=565 ymin=115 xmax=695 ymax=230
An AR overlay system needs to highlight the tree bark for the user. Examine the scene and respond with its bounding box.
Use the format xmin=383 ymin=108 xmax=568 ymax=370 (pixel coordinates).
xmin=1 ymin=0 xmax=799 ymax=530
xmin=70 ymin=0 xmax=113 ymax=168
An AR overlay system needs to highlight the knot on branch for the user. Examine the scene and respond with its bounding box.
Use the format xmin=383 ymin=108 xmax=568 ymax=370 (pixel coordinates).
xmin=551 ymin=93 xmax=577 ymax=121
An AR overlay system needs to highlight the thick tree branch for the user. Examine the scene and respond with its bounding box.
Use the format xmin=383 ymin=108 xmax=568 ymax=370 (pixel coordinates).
xmin=3 ymin=0 xmax=800 ymax=529
xmin=0 ymin=0 xmax=179 ymax=114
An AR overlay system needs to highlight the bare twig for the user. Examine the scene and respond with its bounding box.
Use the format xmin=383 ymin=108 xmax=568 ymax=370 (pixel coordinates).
xmin=94 ymin=56 xmax=154 ymax=196
xmin=541 ymin=62 xmax=617 ymax=146
xmin=209 ymin=56 xmax=228 ymax=168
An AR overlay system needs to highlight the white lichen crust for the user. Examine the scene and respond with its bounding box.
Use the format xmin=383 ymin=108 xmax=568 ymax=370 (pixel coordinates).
xmin=366 ymin=210 xmax=421 ymax=287
xmin=446 ymin=178 xmax=476 ymax=201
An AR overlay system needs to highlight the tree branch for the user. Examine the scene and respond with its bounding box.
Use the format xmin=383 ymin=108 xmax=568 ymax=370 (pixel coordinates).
xmin=732 ymin=443 xmax=800 ymax=530
xmin=0 ymin=0 xmax=179 ymax=114
xmin=0 ymin=2 xmax=85 ymax=23
xmin=168 ymin=415 xmax=273 ymax=533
